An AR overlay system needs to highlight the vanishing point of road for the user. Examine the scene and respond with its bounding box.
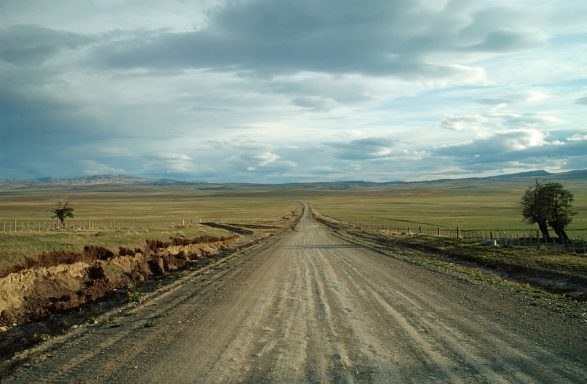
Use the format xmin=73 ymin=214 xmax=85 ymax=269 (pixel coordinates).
xmin=5 ymin=205 xmax=587 ymax=383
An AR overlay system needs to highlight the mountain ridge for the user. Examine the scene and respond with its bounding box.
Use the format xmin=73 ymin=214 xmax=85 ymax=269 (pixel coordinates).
xmin=1 ymin=169 xmax=586 ymax=188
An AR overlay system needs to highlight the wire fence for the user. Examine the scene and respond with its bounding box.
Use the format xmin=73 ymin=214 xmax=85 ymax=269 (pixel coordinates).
xmin=0 ymin=217 xmax=274 ymax=232
xmin=361 ymin=223 xmax=587 ymax=255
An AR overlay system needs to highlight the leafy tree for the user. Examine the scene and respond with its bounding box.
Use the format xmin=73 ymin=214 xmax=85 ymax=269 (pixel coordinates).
xmin=51 ymin=199 xmax=75 ymax=226
xmin=521 ymin=181 xmax=551 ymax=241
xmin=521 ymin=181 xmax=575 ymax=243
xmin=542 ymin=182 xmax=574 ymax=242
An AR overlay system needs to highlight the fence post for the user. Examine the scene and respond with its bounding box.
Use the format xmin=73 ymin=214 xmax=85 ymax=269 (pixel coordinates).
xmin=456 ymin=226 xmax=460 ymax=239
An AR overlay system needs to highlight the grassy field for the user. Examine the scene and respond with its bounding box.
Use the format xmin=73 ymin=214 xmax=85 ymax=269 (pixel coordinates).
xmin=0 ymin=185 xmax=300 ymax=221
xmin=1 ymin=177 xmax=586 ymax=276
xmin=0 ymin=185 xmax=301 ymax=275
xmin=310 ymin=179 xmax=587 ymax=238
xmin=310 ymin=178 xmax=587 ymax=300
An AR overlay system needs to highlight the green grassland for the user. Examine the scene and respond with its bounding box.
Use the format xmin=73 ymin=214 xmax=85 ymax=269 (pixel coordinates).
xmin=1 ymin=176 xmax=586 ymax=277
xmin=0 ymin=185 xmax=301 ymax=275
xmin=310 ymin=179 xmax=587 ymax=238
xmin=0 ymin=184 xmax=300 ymax=221
xmin=310 ymin=178 xmax=587 ymax=299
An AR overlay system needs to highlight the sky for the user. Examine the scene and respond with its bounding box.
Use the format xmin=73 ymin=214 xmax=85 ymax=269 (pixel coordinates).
xmin=0 ymin=0 xmax=586 ymax=183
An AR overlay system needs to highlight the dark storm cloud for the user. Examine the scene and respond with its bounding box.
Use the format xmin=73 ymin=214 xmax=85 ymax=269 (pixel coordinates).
xmin=434 ymin=131 xmax=587 ymax=167
xmin=0 ymin=86 xmax=111 ymax=178
xmin=0 ymin=25 xmax=92 ymax=65
xmin=93 ymin=0 xmax=541 ymax=78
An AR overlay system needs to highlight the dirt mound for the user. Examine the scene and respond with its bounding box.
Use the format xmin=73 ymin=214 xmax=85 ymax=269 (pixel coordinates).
xmin=0 ymin=237 xmax=241 ymax=327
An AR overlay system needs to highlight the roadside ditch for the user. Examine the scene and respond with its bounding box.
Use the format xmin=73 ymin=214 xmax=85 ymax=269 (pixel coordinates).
xmin=312 ymin=209 xmax=587 ymax=304
xmin=0 ymin=206 xmax=303 ymax=363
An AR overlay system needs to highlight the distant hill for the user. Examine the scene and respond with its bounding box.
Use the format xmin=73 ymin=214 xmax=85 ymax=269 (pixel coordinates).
xmin=1 ymin=169 xmax=586 ymax=189
xmin=485 ymin=170 xmax=551 ymax=179
xmin=28 ymin=175 xmax=154 ymax=186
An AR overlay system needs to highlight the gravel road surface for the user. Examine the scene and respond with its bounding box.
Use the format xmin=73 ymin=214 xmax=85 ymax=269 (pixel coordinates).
xmin=4 ymin=206 xmax=587 ymax=383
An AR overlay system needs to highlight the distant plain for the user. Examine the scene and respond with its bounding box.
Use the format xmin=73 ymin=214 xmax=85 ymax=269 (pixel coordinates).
xmin=1 ymin=174 xmax=586 ymax=275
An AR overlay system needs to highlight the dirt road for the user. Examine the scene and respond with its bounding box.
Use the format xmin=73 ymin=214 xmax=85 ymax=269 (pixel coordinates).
xmin=4 ymin=206 xmax=587 ymax=383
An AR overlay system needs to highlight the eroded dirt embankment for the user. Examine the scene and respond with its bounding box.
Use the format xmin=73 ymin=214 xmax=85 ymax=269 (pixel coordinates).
xmin=0 ymin=235 xmax=248 ymax=327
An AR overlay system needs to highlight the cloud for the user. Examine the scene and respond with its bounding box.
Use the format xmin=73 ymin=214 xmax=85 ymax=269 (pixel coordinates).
xmin=576 ymin=96 xmax=587 ymax=105
xmin=91 ymin=0 xmax=543 ymax=80
xmin=229 ymin=151 xmax=297 ymax=175
xmin=291 ymin=96 xmax=339 ymax=111
xmin=434 ymin=130 xmax=587 ymax=169
xmin=80 ymin=160 xmax=125 ymax=176
xmin=0 ymin=1 xmax=585 ymax=182
xmin=463 ymin=28 xmax=546 ymax=52
xmin=440 ymin=107 xmax=562 ymax=132
xmin=441 ymin=114 xmax=488 ymax=131
xmin=154 ymin=152 xmax=192 ymax=161
xmin=476 ymin=91 xmax=550 ymax=105
xmin=326 ymin=138 xmax=395 ymax=160
xmin=0 ymin=25 xmax=92 ymax=65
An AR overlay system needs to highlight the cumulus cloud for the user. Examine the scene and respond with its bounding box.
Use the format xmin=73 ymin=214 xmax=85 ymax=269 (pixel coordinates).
xmin=435 ymin=130 xmax=587 ymax=170
xmin=90 ymin=0 xmax=542 ymax=80
xmin=0 ymin=0 xmax=585 ymax=182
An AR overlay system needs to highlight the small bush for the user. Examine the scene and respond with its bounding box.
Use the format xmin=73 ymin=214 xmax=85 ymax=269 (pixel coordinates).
xmin=127 ymin=291 xmax=142 ymax=303
xmin=31 ymin=333 xmax=52 ymax=342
